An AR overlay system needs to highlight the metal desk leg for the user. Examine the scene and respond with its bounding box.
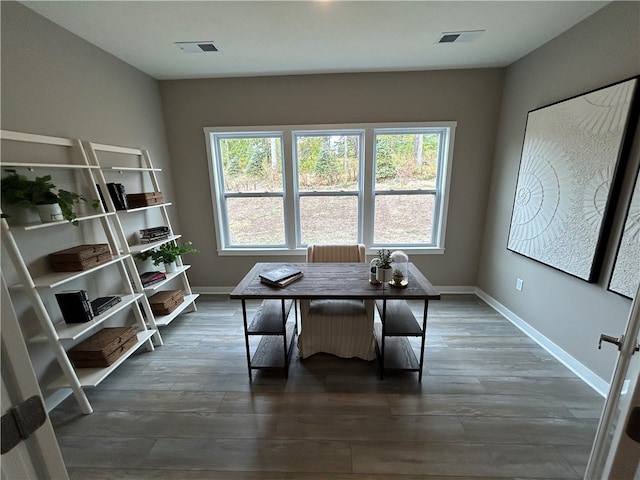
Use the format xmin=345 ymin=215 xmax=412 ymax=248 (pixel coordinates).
xmin=418 ymin=299 xmax=429 ymax=382
xmin=241 ymin=300 xmax=252 ymax=381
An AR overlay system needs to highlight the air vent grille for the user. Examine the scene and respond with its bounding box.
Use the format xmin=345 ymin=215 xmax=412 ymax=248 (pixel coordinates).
xmin=436 ymin=30 xmax=484 ymax=44
xmin=175 ymin=41 xmax=219 ymax=53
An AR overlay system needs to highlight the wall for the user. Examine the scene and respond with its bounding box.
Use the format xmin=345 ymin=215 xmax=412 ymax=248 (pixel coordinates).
xmin=160 ymin=69 xmax=504 ymax=290
xmin=478 ymin=1 xmax=640 ymax=383
xmin=1 ymin=2 xmax=174 ymax=404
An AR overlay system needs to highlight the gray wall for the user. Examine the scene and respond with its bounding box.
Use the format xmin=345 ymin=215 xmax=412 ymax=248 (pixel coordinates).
xmin=1 ymin=2 xmax=174 ymax=190
xmin=1 ymin=2 xmax=175 ymax=402
xmin=478 ymin=1 xmax=640 ymax=382
xmin=159 ymin=69 xmax=504 ymax=289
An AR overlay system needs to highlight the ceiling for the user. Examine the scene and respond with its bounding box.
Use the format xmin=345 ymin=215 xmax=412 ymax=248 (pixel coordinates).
xmin=22 ymin=1 xmax=609 ymax=80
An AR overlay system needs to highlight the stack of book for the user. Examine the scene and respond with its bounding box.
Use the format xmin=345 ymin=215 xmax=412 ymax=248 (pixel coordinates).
xmin=140 ymin=271 xmax=167 ymax=287
xmin=259 ymin=266 xmax=303 ymax=288
xmin=140 ymin=226 xmax=170 ymax=244
xmin=90 ymin=295 xmax=122 ymax=316
xmin=55 ymin=290 xmax=94 ymax=323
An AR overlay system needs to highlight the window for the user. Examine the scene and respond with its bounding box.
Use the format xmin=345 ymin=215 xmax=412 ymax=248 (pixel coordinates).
xmin=205 ymin=122 xmax=455 ymax=254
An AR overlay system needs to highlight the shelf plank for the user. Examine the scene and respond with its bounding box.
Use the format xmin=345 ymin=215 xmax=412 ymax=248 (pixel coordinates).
xmin=374 ymin=324 xmax=420 ymax=372
xmin=250 ymin=322 xmax=296 ymax=369
xmin=0 ymin=162 xmax=99 ymax=169
xmin=48 ymin=330 xmax=156 ymax=389
xmin=153 ymin=294 xmax=199 ymax=327
xmin=128 ymin=235 xmax=182 ymax=255
xmin=89 ymin=143 xmax=143 ymax=155
xmin=247 ymin=299 xmax=294 ymax=334
xmin=142 ymin=265 xmax=192 ymax=292
xmin=101 ymin=166 xmax=161 ymax=172
xmin=32 ymin=254 xmax=129 ymax=289
xmin=11 ymin=212 xmax=115 ymax=231
xmin=375 ymin=300 xmax=422 ymax=336
xmin=31 ymin=294 xmax=144 ymax=342
xmin=123 ymin=202 xmax=172 ymax=214
xmin=0 ymin=130 xmax=76 ymax=146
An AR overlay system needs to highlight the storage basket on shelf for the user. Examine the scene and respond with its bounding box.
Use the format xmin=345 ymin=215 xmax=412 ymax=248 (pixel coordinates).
xmin=48 ymin=244 xmax=112 ymax=272
xmin=149 ymin=289 xmax=184 ymax=315
xmin=68 ymin=327 xmax=137 ymax=368
xmin=126 ymin=191 xmax=164 ymax=208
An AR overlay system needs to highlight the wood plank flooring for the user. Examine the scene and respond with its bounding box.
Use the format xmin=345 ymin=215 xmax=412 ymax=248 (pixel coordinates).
xmin=49 ymin=294 xmax=604 ymax=479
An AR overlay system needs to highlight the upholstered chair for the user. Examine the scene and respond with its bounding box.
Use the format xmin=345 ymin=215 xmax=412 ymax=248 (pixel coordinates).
xmin=297 ymin=244 xmax=376 ymax=360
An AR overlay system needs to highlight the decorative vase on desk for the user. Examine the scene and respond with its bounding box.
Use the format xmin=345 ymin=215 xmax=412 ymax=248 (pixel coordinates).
xmin=369 ymin=259 xmax=381 ymax=284
xmin=375 ymin=249 xmax=393 ymax=283
xmin=376 ymin=266 xmax=392 ymax=283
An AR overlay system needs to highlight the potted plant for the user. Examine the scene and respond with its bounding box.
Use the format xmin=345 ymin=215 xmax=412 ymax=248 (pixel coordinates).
xmin=1 ymin=169 xmax=95 ymax=225
xmin=135 ymin=240 xmax=198 ymax=273
xmin=375 ymin=249 xmax=393 ymax=282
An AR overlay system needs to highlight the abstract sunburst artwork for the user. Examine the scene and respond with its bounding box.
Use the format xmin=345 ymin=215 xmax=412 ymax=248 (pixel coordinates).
xmin=609 ymin=171 xmax=640 ymax=298
xmin=508 ymin=77 xmax=638 ymax=282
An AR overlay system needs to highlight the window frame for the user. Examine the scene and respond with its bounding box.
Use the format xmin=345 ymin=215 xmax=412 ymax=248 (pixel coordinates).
xmin=204 ymin=122 xmax=456 ymax=256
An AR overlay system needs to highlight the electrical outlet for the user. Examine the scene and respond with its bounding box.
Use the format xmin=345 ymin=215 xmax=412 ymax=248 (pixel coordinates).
xmin=516 ymin=278 xmax=524 ymax=291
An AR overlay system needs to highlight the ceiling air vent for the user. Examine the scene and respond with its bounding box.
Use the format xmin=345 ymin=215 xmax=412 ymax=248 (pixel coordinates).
xmin=175 ymin=41 xmax=219 ymax=53
xmin=436 ymin=30 xmax=484 ymax=44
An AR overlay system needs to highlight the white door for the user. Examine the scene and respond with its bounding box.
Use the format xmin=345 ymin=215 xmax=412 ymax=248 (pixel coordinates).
xmin=585 ymin=282 xmax=640 ymax=479
xmin=1 ymin=274 xmax=68 ymax=479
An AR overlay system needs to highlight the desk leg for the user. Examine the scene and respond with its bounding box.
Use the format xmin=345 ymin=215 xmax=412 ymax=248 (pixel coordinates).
xmin=241 ymin=300 xmax=252 ymax=381
xmin=418 ymin=300 xmax=429 ymax=382
xmin=281 ymin=298 xmax=289 ymax=379
xmin=380 ymin=299 xmax=387 ymax=380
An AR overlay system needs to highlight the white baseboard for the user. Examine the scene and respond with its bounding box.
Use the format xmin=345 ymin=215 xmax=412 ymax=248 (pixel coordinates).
xmin=475 ymin=287 xmax=609 ymax=398
xmin=434 ymin=285 xmax=476 ymax=294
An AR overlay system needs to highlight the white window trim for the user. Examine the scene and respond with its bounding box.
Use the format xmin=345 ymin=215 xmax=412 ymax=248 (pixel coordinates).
xmin=204 ymin=121 xmax=456 ymax=256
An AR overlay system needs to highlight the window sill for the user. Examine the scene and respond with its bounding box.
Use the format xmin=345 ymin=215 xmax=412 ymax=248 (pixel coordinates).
xmin=217 ymin=247 xmax=445 ymax=256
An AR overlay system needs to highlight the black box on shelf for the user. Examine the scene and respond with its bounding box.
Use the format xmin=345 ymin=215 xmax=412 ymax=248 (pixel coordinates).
xmin=55 ymin=290 xmax=94 ymax=323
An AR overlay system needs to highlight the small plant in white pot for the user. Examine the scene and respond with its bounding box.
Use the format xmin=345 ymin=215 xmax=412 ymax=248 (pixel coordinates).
xmin=135 ymin=240 xmax=198 ymax=273
xmin=1 ymin=169 xmax=95 ymax=225
xmin=375 ymin=249 xmax=393 ymax=283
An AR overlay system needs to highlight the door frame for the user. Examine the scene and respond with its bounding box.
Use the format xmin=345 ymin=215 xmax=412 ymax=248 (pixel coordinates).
xmin=1 ymin=272 xmax=68 ymax=479
xmin=585 ymin=282 xmax=640 ymax=478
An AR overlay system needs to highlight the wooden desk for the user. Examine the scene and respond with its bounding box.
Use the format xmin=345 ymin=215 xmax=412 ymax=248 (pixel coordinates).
xmin=230 ymin=262 xmax=440 ymax=380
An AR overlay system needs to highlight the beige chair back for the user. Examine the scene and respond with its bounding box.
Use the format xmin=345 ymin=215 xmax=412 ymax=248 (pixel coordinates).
xmin=306 ymin=244 xmax=366 ymax=263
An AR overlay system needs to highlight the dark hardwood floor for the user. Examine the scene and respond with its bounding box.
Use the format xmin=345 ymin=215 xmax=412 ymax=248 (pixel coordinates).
xmin=50 ymin=294 xmax=604 ymax=479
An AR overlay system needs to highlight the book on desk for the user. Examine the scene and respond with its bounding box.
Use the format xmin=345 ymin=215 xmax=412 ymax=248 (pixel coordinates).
xmin=259 ymin=266 xmax=303 ymax=288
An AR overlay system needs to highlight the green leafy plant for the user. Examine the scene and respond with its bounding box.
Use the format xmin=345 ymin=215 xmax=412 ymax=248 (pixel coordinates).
xmin=376 ymin=249 xmax=392 ymax=269
xmin=1 ymin=169 xmax=97 ymax=225
xmin=135 ymin=240 xmax=198 ymax=266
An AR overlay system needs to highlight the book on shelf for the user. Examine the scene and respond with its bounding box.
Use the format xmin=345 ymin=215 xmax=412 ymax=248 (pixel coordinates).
xmin=96 ymin=184 xmax=108 ymax=210
xmin=140 ymin=226 xmax=171 ymax=243
xmin=258 ymin=266 xmax=303 ymax=283
xmin=90 ymin=295 xmax=122 ymax=316
xmin=106 ymin=182 xmax=128 ymax=210
xmin=140 ymin=234 xmax=170 ymax=244
xmin=140 ymin=270 xmax=167 ymax=286
xmin=55 ymin=290 xmax=94 ymax=323
xmin=260 ymin=271 xmax=303 ymax=288
xmin=140 ymin=226 xmax=170 ymax=236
